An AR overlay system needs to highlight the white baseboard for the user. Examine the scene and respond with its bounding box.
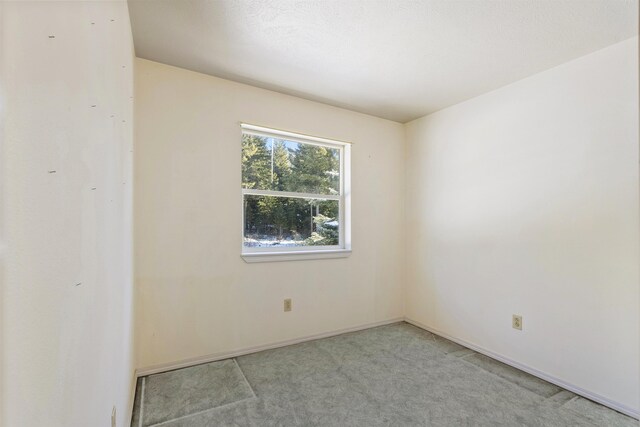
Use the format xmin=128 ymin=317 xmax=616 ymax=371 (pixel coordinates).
xmin=136 ymin=317 xmax=404 ymax=377
xmin=404 ymin=317 xmax=640 ymax=420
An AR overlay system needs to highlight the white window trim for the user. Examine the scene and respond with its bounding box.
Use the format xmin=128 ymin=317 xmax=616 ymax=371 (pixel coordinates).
xmin=242 ymin=249 xmax=352 ymax=263
xmin=240 ymin=123 xmax=352 ymax=263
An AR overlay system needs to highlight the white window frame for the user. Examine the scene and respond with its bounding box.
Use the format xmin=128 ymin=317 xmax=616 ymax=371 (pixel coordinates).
xmin=240 ymin=123 xmax=351 ymax=263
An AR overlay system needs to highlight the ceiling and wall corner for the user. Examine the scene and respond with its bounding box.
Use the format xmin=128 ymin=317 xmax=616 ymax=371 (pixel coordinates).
xmin=127 ymin=0 xmax=637 ymax=123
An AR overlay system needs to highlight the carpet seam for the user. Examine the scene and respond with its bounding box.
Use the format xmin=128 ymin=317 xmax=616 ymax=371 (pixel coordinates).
xmin=457 ymin=354 xmax=561 ymax=400
xmin=148 ymin=396 xmax=259 ymax=427
xmin=138 ymin=377 xmax=146 ymax=427
xmin=233 ymin=357 xmax=258 ymax=399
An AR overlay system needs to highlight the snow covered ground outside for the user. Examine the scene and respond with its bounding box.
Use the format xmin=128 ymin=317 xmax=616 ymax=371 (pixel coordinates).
xmin=244 ymin=237 xmax=306 ymax=247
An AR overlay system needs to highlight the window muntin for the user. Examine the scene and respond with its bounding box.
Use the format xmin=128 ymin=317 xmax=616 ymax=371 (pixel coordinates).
xmin=241 ymin=124 xmax=348 ymax=254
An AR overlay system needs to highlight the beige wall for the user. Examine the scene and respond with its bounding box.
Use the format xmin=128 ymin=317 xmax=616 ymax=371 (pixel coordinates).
xmin=0 ymin=2 xmax=135 ymax=426
xmin=134 ymin=59 xmax=406 ymax=370
xmin=405 ymin=37 xmax=639 ymax=414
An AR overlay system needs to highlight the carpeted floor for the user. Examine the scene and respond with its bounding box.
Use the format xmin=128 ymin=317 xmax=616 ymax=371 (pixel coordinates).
xmin=131 ymin=322 xmax=637 ymax=426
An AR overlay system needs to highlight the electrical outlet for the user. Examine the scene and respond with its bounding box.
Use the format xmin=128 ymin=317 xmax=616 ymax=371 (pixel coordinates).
xmin=512 ymin=315 xmax=522 ymax=330
xmin=284 ymin=298 xmax=292 ymax=312
xmin=111 ymin=406 xmax=116 ymax=427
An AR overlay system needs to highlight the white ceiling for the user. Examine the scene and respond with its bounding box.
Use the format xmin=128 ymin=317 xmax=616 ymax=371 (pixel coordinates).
xmin=128 ymin=0 xmax=637 ymax=123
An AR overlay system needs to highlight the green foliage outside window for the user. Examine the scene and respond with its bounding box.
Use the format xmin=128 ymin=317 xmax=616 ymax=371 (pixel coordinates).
xmin=242 ymin=134 xmax=340 ymax=247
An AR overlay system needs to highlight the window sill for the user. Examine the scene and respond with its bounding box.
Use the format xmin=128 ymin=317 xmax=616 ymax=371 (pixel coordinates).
xmin=241 ymin=249 xmax=351 ymax=263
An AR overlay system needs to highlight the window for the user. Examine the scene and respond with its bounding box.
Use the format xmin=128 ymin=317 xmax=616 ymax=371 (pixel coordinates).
xmin=240 ymin=124 xmax=351 ymax=262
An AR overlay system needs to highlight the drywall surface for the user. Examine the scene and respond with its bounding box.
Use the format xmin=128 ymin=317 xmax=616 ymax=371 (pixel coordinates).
xmin=135 ymin=59 xmax=405 ymax=369
xmin=0 ymin=2 xmax=134 ymax=426
xmin=405 ymin=37 xmax=639 ymax=414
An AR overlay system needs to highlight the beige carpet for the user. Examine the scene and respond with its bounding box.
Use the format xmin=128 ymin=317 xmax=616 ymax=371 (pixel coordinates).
xmin=131 ymin=322 xmax=637 ymax=426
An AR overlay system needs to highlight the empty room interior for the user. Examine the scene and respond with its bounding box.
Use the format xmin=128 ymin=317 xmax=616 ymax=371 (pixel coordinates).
xmin=1 ymin=0 xmax=639 ymax=426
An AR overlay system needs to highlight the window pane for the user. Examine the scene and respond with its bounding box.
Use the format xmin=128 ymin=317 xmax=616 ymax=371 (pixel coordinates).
xmin=241 ymin=133 xmax=340 ymax=195
xmin=243 ymin=195 xmax=339 ymax=248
